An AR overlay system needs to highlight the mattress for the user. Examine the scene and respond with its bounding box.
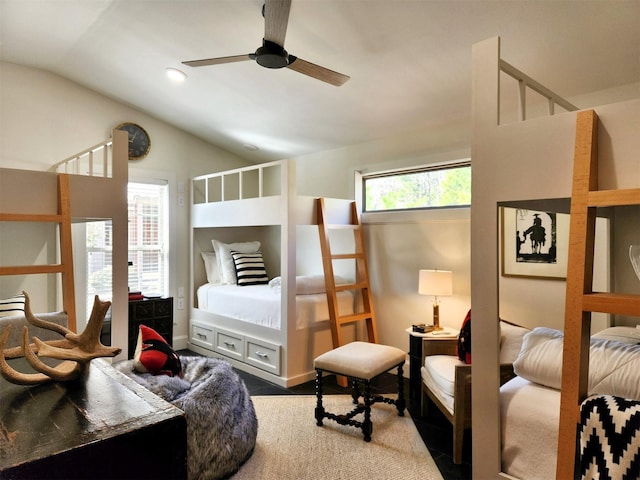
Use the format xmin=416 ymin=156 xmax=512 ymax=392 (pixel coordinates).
xmin=196 ymin=283 xmax=354 ymax=330
xmin=500 ymin=376 xmax=560 ymax=480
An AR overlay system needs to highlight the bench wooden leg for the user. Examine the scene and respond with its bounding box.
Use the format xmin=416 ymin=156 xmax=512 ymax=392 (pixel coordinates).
xmin=315 ymin=369 xmax=325 ymax=426
xmin=395 ymin=363 xmax=406 ymax=416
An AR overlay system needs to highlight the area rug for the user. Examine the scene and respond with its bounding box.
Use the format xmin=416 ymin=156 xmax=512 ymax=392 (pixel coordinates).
xmin=230 ymin=395 xmax=443 ymax=480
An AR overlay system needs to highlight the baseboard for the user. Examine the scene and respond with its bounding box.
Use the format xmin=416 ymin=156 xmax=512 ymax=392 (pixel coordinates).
xmin=173 ymin=334 xmax=188 ymax=351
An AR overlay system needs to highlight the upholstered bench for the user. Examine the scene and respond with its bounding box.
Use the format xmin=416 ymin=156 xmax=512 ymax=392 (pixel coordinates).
xmin=314 ymin=341 xmax=406 ymax=442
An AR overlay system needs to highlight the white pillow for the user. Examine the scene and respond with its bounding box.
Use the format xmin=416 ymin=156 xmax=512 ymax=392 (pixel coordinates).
xmin=592 ymin=326 xmax=640 ymax=345
xmin=200 ymin=252 xmax=221 ymax=284
xmin=0 ymin=293 xmax=26 ymax=318
xmin=211 ymin=240 xmax=261 ymax=284
xmin=499 ymin=321 xmax=530 ymax=364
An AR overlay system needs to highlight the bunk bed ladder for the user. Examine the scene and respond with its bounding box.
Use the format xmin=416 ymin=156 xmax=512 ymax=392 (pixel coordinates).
xmin=0 ymin=174 xmax=77 ymax=332
xmin=317 ymin=198 xmax=378 ymax=386
xmin=556 ymin=109 xmax=640 ymax=480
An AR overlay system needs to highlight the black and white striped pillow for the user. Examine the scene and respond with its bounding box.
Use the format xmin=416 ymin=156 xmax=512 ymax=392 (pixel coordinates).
xmin=231 ymin=251 xmax=269 ymax=286
xmin=0 ymin=293 xmax=26 ymax=317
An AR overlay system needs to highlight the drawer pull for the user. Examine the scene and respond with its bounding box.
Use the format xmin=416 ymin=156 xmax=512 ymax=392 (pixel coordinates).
xmin=196 ymin=333 xmax=207 ymax=339
xmin=255 ymin=351 xmax=268 ymax=359
xmin=223 ymin=341 xmax=236 ymax=348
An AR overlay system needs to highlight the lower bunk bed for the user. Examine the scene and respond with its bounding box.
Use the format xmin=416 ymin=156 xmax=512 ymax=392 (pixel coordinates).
xmin=500 ymin=326 xmax=640 ymax=479
xmin=188 ymin=161 xmax=362 ymax=387
xmin=189 ymin=273 xmax=358 ymax=384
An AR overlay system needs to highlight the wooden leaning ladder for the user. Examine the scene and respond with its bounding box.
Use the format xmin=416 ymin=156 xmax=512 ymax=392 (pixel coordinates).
xmin=0 ymin=174 xmax=77 ymax=332
xmin=556 ymin=110 xmax=640 ymax=479
xmin=316 ymin=198 xmax=378 ymax=385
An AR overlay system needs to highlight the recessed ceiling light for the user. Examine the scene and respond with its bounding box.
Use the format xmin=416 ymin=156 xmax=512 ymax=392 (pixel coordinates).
xmin=243 ymin=143 xmax=259 ymax=151
xmin=165 ymin=67 xmax=187 ymax=83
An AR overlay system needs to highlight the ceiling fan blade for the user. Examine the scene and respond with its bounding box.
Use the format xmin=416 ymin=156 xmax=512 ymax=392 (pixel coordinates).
xmin=182 ymin=54 xmax=253 ymax=67
xmin=264 ymin=0 xmax=291 ymax=47
xmin=287 ymin=57 xmax=350 ymax=87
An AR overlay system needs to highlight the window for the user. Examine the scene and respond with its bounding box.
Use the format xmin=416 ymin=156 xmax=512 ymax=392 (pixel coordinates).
xmin=86 ymin=181 xmax=168 ymax=311
xmin=363 ymin=162 xmax=471 ymax=212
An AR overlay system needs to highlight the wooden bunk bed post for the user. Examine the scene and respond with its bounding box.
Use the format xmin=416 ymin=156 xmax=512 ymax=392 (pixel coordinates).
xmin=57 ymin=174 xmax=77 ymax=332
xmin=557 ymin=110 xmax=599 ymax=479
xmin=350 ymin=201 xmax=378 ymax=344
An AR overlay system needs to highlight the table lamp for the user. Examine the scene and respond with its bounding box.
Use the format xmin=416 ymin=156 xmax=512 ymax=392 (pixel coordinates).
xmin=419 ymin=269 xmax=453 ymax=331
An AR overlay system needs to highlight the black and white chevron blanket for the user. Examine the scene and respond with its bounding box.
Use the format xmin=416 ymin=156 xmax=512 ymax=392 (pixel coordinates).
xmin=579 ymin=395 xmax=640 ymax=480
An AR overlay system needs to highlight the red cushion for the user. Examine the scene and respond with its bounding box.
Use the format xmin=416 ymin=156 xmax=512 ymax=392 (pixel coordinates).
xmin=457 ymin=309 xmax=472 ymax=364
xmin=133 ymin=325 xmax=182 ymax=377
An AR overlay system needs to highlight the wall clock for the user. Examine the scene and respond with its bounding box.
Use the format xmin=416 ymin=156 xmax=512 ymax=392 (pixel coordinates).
xmin=116 ymin=122 xmax=151 ymax=160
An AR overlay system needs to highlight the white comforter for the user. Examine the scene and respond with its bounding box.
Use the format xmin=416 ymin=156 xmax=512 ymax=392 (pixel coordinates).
xmin=197 ymin=282 xmax=354 ymax=330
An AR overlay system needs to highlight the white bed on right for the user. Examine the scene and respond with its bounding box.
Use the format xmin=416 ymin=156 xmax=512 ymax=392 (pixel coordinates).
xmin=500 ymin=326 xmax=640 ymax=479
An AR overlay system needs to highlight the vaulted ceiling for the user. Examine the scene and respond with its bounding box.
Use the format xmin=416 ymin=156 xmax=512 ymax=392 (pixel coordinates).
xmin=1 ymin=0 xmax=638 ymax=162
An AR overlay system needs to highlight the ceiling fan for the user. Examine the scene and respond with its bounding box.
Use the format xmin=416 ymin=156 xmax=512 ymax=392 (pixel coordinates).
xmin=182 ymin=0 xmax=350 ymax=87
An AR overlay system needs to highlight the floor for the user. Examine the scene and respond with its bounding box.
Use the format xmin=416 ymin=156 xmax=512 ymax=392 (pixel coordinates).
xmin=180 ymin=350 xmax=471 ymax=480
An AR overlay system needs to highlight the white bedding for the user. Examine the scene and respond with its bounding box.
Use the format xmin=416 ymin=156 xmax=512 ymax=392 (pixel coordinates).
xmin=514 ymin=327 xmax=640 ymax=400
xmin=501 ymin=376 xmax=560 ymax=480
xmin=501 ymin=326 xmax=640 ymax=479
xmin=196 ymin=283 xmax=354 ymax=330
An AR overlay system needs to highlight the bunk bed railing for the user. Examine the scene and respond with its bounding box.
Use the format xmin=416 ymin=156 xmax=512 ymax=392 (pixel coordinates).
xmin=50 ymin=138 xmax=113 ymax=178
xmin=499 ymin=59 xmax=579 ymax=123
xmin=192 ymin=160 xmax=283 ymax=205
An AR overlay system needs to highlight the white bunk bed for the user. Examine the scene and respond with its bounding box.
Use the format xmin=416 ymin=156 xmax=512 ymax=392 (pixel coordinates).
xmin=471 ymin=37 xmax=640 ymax=479
xmin=187 ymin=159 xmax=359 ymax=387
xmin=0 ymin=129 xmax=129 ymax=361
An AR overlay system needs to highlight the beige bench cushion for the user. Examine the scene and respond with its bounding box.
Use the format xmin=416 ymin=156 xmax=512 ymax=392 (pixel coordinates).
xmin=314 ymin=341 xmax=405 ymax=380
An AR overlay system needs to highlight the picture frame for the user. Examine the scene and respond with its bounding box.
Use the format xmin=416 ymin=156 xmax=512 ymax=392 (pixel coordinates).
xmin=501 ymin=207 xmax=569 ymax=279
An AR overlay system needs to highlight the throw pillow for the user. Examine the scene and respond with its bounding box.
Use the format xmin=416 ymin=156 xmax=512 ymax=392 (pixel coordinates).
xmin=0 ymin=293 xmax=26 ymax=318
xmin=133 ymin=324 xmax=183 ymax=377
xmin=457 ymin=309 xmax=472 ymax=364
xmin=211 ymin=240 xmax=261 ymax=284
xmin=231 ymin=251 xmax=269 ymax=286
xmin=201 ymin=251 xmax=221 ymax=284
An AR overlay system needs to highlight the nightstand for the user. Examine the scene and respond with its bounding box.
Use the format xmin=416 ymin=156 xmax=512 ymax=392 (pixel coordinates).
xmin=406 ymin=327 xmax=459 ymax=406
xmin=128 ymin=297 xmax=174 ymax=358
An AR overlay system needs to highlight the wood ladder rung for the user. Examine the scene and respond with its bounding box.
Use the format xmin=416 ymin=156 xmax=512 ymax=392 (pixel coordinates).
xmin=587 ymin=188 xmax=640 ymax=207
xmin=330 ymin=253 xmax=365 ymax=260
xmin=336 ymin=312 xmax=374 ymax=325
xmin=0 ymin=213 xmax=64 ymax=223
xmin=0 ymin=265 xmax=66 ymax=275
xmin=335 ymin=282 xmax=369 ymax=292
xmin=325 ymin=224 xmax=358 ymax=230
xmin=582 ymin=293 xmax=640 ymax=317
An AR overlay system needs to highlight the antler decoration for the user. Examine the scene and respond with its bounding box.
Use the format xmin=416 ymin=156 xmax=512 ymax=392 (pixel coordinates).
xmin=0 ymin=292 xmax=122 ymax=385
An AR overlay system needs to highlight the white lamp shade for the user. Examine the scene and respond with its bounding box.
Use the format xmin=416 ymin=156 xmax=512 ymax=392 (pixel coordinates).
xmin=419 ymin=269 xmax=453 ymax=296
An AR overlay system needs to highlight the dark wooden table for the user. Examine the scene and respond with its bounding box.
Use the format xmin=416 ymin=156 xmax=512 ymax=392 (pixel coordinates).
xmin=0 ymin=358 xmax=187 ymax=480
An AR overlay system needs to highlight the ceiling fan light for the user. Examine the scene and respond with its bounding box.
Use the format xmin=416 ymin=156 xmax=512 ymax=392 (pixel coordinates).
xmin=166 ymin=67 xmax=187 ymax=83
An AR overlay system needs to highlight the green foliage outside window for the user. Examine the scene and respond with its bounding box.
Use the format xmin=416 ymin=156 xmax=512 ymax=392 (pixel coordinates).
xmin=364 ymin=164 xmax=471 ymax=211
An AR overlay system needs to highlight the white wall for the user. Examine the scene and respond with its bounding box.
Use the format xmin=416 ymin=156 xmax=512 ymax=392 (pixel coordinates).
xmin=0 ymin=61 xmax=251 ymax=347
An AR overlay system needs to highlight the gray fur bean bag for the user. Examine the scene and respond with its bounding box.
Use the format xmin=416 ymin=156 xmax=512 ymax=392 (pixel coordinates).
xmin=115 ymin=356 xmax=257 ymax=480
